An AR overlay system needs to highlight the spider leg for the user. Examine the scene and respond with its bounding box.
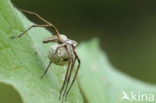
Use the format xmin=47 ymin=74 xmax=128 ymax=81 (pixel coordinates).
xmin=59 ymin=59 xmax=71 ymax=100
xmin=60 ymin=44 xmax=76 ymax=101
xmin=41 ymin=43 xmax=65 ymax=79
xmin=62 ymin=57 xmax=76 ymax=103
xmin=65 ymin=49 xmax=81 ymax=101
xmin=13 ymin=7 xmax=61 ymax=40
xmin=11 ymin=25 xmax=51 ymax=38
xmin=43 ymin=36 xmax=58 ymax=43
xmin=62 ymin=46 xmax=76 ymax=102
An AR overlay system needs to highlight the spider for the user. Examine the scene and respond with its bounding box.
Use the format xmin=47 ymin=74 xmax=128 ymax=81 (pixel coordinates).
xmin=11 ymin=8 xmax=81 ymax=103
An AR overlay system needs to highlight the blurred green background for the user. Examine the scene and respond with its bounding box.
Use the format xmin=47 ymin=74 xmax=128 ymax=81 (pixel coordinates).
xmin=12 ymin=0 xmax=156 ymax=84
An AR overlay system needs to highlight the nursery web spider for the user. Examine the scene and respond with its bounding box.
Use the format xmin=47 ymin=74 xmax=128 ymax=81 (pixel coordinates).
xmin=11 ymin=8 xmax=81 ymax=102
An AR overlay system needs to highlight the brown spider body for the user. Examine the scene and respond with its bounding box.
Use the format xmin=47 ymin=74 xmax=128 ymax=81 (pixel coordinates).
xmin=11 ymin=7 xmax=81 ymax=103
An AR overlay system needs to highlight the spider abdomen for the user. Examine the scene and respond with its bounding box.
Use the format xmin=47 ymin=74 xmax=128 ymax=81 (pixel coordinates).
xmin=48 ymin=44 xmax=69 ymax=66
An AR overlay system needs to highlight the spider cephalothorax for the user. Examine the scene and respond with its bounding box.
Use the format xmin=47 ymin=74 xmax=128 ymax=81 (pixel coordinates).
xmin=11 ymin=8 xmax=81 ymax=103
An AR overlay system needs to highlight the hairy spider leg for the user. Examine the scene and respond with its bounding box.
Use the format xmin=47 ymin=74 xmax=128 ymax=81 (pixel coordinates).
xmin=59 ymin=59 xmax=71 ymax=100
xmin=62 ymin=58 xmax=76 ymax=103
xmin=43 ymin=36 xmax=58 ymax=43
xmin=11 ymin=25 xmax=51 ymax=38
xmin=65 ymin=50 xmax=81 ymax=101
xmin=59 ymin=44 xmax=74 ymax=102
xmin=59 ymin=44 xmax=74 ymax=95
xmin=41 ymin=43 xmax=66 ymax=79
xmin=59 ymin=44 xmax=76 ymax=101
xmin=11 ymin=8 xmax=61 ymax=41
xmin=62 ymin=45 xmax=76 ymax=102
xmin=62 ymin=57 xmax=76 ymax=102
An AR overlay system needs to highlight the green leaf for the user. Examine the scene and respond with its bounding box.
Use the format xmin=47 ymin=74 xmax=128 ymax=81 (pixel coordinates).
xmin=1 ymin=0 xmax=156 ymax=103
xmin=0 ymin=0 xmax=83 ymax=103
xmin=78 ymin=39 xmax=156 ymax=103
